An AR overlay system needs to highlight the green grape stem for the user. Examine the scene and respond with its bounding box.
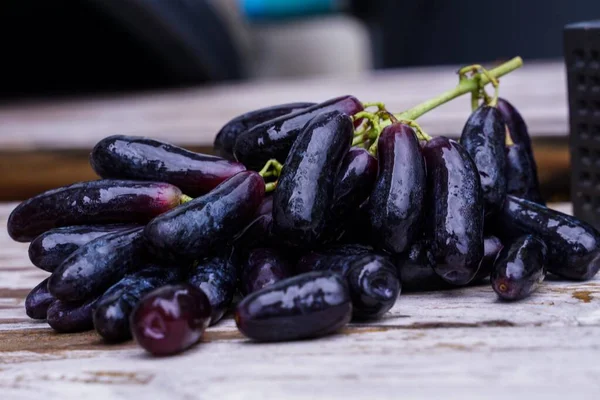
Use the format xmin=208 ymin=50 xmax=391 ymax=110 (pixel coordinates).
xmin=180 ymin=194 xmax=194 ymax=204
xmin=265 ymin=182 xmax=277 ymax=193
xmin=395 ymin=56 xmax=522 ymax=121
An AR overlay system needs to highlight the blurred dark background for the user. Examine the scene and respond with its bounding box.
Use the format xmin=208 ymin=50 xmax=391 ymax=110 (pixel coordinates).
xmin=2 ymin=0 xmax=600 ymax=101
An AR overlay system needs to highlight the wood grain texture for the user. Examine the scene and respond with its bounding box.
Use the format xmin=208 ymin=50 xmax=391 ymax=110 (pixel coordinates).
xmin=0 ymin=61 xmax=567 ymax=151
xmin=2 ymin=202 xmax=600 ymax=400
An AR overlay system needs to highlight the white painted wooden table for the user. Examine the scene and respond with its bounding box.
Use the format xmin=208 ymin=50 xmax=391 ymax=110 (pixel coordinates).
xmin=1 ymin=203 xmax=599 ymax=400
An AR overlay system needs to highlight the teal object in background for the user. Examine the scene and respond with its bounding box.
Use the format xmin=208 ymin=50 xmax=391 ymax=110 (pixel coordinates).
xmin=240 ymin=0 xmax=344 ymax=21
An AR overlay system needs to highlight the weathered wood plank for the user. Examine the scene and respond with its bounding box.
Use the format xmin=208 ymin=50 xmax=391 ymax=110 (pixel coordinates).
xmin=2 ymin=201 xmax=600 ymax=400
xmin=0 ymin=61 xmax=568 ymax=151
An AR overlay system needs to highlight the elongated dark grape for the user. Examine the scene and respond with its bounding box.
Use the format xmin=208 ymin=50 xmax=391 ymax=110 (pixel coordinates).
xmin=459 ymin=105 xmax=507 ymax=216
xmin=90 ymin=135 xmax=246 ymax=197
xmin=49 ymin=227 xmax=147 ymax=302
xmin=472 ymin=236 xmax=504 ymax=282
xmin=493 ymin=195 xmax=600 ymax=280
xmin=241 ymin=248 xmax=292 ymax=295
xmin=423 ymin=137 xmax=484 ymax=285
xmin=235 ymin=271 xmax=352 ymax=342
xmin=325 ymin=148 xmax=377 ymax=240
xmin=25 ymin=277 xmax=54 ymax=320
xmin=295 ymin=243 xmax=374 ymax=274
xmin=145 ymin=171 xmax=264 ymax=261
xmin=497 ymin=98 xmax=544 ymax=205
xmin=345 ymin=254 xmax=400 ymax=320
xmin=331 ymin=148 xmax=378 ymax=220
xmin=47 ymin=297 xmax=99 ymax=333
xmin=491 ymin=235 xmax=547 ymax=300
xmin=188 ymin=255 xmax=237 ymax=325
xmin=505 ymin=143 xmax=545 ymax=205
xmin=273 ymin=110 xmax=353 ymax=247
xmin=369 ymin=123 xmax=426 ymax=254
xmin=214 ymin=102 xmax=315 ymax=160
xmin=232 ymin=214 xmax=274 ymax=263
xmin=93 ymin=266 xmax=183 ymax=342
xmin=257 ymin=195 xmax=273 ymax=216
xmin=296 ymin=246 xmax=397 ymax=319
xmin=28 ymin=224 xmax=139 ymax=272
xmin=234 ymin=95 xmax=362 ymax=170
xmin=396 ymin=240 xmax=451 ymax=292
xmin=8 ymin=180 xmax=182 ymax=242
xmin=130 ymin=284 xmax=212 ymax=356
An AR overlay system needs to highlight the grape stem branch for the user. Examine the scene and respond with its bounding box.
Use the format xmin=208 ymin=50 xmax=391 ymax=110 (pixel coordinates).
xmin=395 ymin=56 xmax=523 ymax=121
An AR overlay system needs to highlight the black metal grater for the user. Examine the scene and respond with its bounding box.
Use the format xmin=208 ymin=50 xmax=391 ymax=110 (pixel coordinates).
xmin=564 ymin=20 xmax=600 ymax=228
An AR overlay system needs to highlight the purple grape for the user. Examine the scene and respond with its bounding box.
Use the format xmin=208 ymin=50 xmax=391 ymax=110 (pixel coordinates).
xmin=497 ymin=98 xmax=544 ymax=205
xmin=145 ymin=171 xmax=264 ymax=261
xmin=28 ymin=224 xmax=139 ymax=272
xmin=130 ymin=284 xmax=212 ymax=356
xmin=8 ymin=180 xmax=182 ymax=242
xmin=493 ymin=195 xmax=600 ymax=280
xmin=368 ymin=123 xmax=426 ymax=254
xmin=93 ymin=266 xmax=183 ymax=342
xmin=214 ymin=102 xmax=315 ymax=160
xmin=235 ymin=271 xmax=352 ymax=342
xmin=422 ymin=137 xmax=484 ymax=285
xmin=272 ymin=111 xmax=353 ymax=247
xmin=241 ymin=248 xmax=292 ymax=295
xmin=491 ymin=235 xmax=547 ymax=300
xmin=48 ymin=227 xmax=147 ymax=302
xmin=47 ymin=297 xmax=99 ymax=333
xmin=25 ymin=277 xmax=54 ymax=320
xmin=459 ymin=105 xmax=507 ymax=216
xmin=188 ymin=255 xmax=237 ymax=325
xmin=234 ymin=95 xmax=362 ymax=170
xmin=90 ymin=135 xmax=246 ymax=197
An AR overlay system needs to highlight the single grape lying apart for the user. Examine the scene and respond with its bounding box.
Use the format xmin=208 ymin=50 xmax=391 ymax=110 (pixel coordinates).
xmin=130 ymin=284 xmax=212 ymax=356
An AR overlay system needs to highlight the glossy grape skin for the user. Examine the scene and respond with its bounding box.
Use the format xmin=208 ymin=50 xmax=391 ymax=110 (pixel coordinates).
xmin=28 ymin=224 xmax=139 ymax=272
xmin=232 ymin=214 xmax=274 ymax=263
xmin=345 ymin=254 xmax=400 ymax=320
xmin=395 ymin=240 xmax=451 ymax=292
xmin=7 ymin=180 xmax=182 ymax=242
xmin=257 ymin=195 xmax=273 ymax=216
xmin=369 ymin=124 xmax=426 ymax=254
xmin=130 ymin=284 xmax=212 ymax=356
xmin=93 ymin=266 xmax=183 ymax=342
xmin=273 ymin=111 xmax=353 ymax=248
xmin=497 ymin=98 xmax=544 ymax=205
xmin=25 ymin=277 xmax=54 ymax=320
xmin=241 ymin=248 xmax=292 ymax=295
xmin=472 ymin=236 xmax=504 ymax=282
xmin=234 ymin=95 xmax=362 ymax=170
xmin=47 ymin=297 xmax=99 ymax=333
xmin=214 ymin=102 xmax=315 ymax=160
xmin=49 ymin=227 xmax=147 ymax=302
xmin=491 ymin=235 xmax=547 ymax=300
xmin=188 ymin=255 xmax=237 ymax=325
xmin=331 ymin=148 xmax=378 ymax=221
xmin=90 ymin=135 xmax=246 ymax=197
xmin=235 ymin=271 xmax=352 ymax=342
xmin=325 ymin=148 xmax=377 ymax=240
xmin=423 ymin=137 xmax=484 ymax=285
xmin=145 ymin=171 xmax=264 ymax=261
xmin=295 ymin=243 xmax=374 ymax=274
xmin=493 ymin=195 xmax=600 ymax=280
xmin=505 ymin=143 xmax=545 ymax=205
xmin=459 ymin=105 xmax=507 ymax=216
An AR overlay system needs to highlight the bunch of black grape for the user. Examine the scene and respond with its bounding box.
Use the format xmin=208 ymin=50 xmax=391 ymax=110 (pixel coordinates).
xmin=7 ymin=92 xmax=600 ymax=357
